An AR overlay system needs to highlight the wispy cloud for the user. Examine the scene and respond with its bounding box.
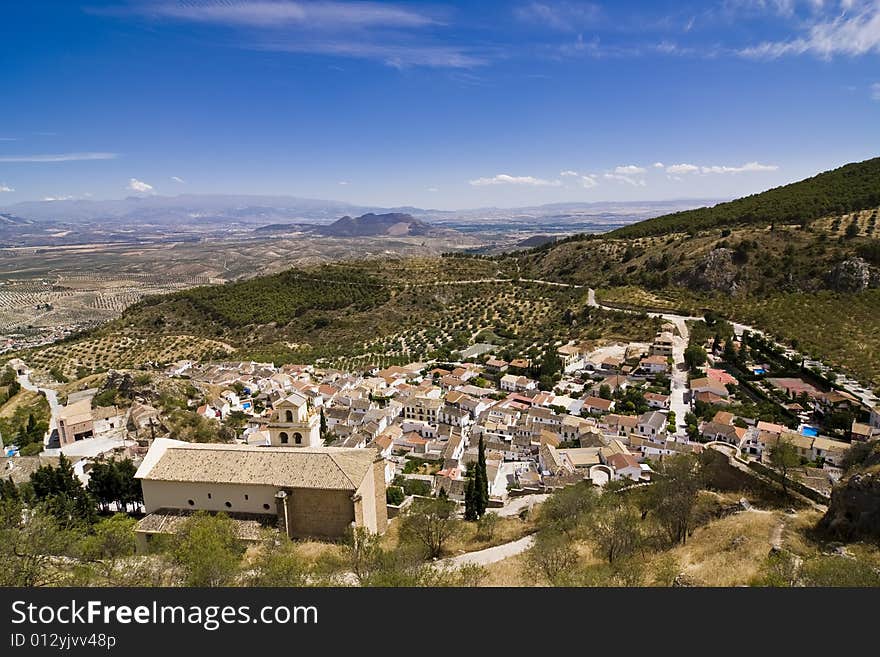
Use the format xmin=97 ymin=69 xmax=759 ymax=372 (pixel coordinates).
xmin=171 ymin=175 xmax=185 ymax=183
xmin=113 ymin=1 xmax=485 ymax=69
xmin=0 ymin=152 xmax=117 ymax=163
xmin=127 ymin=178 xmax=154 ymax=193
xmin=338 ymin=180 xmax=350 ymax=185
xmin=560 ymin=170 xmax=598 ymax=188
xmin=0 ymin=137 xmax=18 ymax=142
xmin=427 ymin=186 xmax=439 ymax=192
xmin=469 ymin=174 xmax=562 ymax=187
xmin=872 ymin=82 xmax=880 ymax=100
xmin=136 ymin=1 xmax=439 ymax=29
xmin=604 ymin=173 xmax=646 ymax=186
xmin=653 ymin=162 xmax=665 ymax=168
xmin=0 ymin=184 xmax=14 ymax=192
xmin=42 ymin=195 xmax=76 ymax=201
xmin=256 ymin=40 xmax=489 ymax=68
xmin=666 ymin=161 xmax=779 ymax=174
xmin=739 ymin=0 xmax=880 ymax=59
xmin=514 ymin=2 xmax=602 ymax=31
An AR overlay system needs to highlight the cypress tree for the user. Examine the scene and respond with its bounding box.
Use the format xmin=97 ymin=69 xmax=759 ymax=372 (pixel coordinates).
xmin=464 ymin=475 xmax=477 ymax=521
xmin=476 ymin=436 xmax=489 ymax=516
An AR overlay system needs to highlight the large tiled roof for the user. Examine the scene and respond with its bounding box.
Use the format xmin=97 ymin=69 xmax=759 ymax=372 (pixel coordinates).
xmin=137 ymin=439 xmax=377 ymax=491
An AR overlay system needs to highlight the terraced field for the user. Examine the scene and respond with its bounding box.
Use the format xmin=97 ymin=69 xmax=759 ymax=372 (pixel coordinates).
xmin=22 ymin=333 xmax=235 ymax=382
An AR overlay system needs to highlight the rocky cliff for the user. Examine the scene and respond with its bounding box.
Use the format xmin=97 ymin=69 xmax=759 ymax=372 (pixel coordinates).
xmin=819 ymin=470 xmax=880 ymax=541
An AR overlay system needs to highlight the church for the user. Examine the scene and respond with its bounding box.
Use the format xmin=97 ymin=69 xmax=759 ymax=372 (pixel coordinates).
xmin=267 ymin=392 xmax=322 ymax=447
xmin=134 ymin=435 xmax=388 ymax=549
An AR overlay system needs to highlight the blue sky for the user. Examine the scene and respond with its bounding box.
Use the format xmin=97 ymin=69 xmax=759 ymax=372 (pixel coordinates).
xmin=1 ymin=0 xmax=878 ymax=209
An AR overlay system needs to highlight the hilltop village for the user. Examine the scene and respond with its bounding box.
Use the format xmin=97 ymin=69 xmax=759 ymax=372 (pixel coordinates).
xmin=4 ymin=305 xmax=877 ymax=555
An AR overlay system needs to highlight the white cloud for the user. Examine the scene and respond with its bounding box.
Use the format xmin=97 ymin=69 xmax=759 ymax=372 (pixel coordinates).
xmin=469 ymin=174 xmax=562 ymax=187
xmin=579 ymin=174 xmax=599 ymax=188
xmin=872 ymin=82 xmax=880 ymax=100
xmin=427 ymin=187 xmax=439 ymax=192
xmin=120 ymin=1 xmax=485 ymax=69
xmin=666 ymin=163 xmax=701 ymax=174
xmin=739 ymin=1 xmax=880 ymax=59
xmin=338 ymin=180 xmax=350 ymax=185
xmin=127 ymin=178 xmax=154 ymax=193
xmin=41 ymin=195 xmax=76 ymax=201
xmin=0 ymin=184 xmax=14 ymax=192
xmin=664 ymin=161 xmax=779 ymax=175
xmin=604 ymin=173 xmax=646 ymax=186
xmin=171 ymin=176 xmax=185 ymax=183
xmin=0 ymin=152 xmax=117 ymax=163
xmin=701 ymin=161 xmax=779 ymax=174
xmin=614 ymin=164 xmax=646 ymax=175
xmin=653 ymin=162 xmax=665 ymax=168
xmin=141 ymin=1 xmax=438 ymax=29
xmin=560 ymin=170 xmax=598 ymax=187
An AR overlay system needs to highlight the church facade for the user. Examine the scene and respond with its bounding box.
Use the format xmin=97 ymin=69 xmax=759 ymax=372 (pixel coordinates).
xmin=267 ymin=392 xmax=322 ymax=447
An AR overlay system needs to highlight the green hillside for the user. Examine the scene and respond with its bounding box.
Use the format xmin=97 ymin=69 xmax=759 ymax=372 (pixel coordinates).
xmin=609 ymin=157 xmax=880 ymax=238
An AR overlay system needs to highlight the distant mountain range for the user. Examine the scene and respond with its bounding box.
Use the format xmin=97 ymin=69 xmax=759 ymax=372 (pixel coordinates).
xmin=0 ymin=194 xmax=715 ymax=229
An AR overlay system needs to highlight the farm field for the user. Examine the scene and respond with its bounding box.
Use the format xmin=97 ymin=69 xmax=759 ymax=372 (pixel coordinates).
xmin=597 ymin=286 xmax=880 ymax=387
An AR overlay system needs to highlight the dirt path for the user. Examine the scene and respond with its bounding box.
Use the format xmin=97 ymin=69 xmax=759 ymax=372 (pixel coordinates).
xmin=440 ymin=534 xmax=536 ymax=568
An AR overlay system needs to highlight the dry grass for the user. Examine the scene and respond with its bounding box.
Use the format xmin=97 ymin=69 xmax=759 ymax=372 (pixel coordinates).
xmin=659 ymin=509 xmax=783 ymax=587
xmin=481 ymin=552 xmax=533 ymax=587
xmin=0 ymin=388 xmax=43 ymax=420
xmin=444 ymin=514 xmax=536 ymax=556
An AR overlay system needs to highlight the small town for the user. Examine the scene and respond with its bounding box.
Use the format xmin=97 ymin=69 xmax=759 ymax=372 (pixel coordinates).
xmin=3 ymin=296 xmax=877 ymax=586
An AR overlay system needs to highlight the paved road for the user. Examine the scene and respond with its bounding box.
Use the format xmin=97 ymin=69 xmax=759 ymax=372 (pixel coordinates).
xmin=16 ymin=370 xmax=61 ymax=434
xmin=588 ymin=289 xmax=694 ymax=438
xmin=440 ymin=533 xmax=536 ymax=568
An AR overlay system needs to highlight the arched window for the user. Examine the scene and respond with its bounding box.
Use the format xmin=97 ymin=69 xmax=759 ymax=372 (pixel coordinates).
xmin=285 ymin=410 xmax=294 ymax=422
xmin=294 ymin=432 xmax=303 ymax=445
xmin=279 ymin=432 xmax=289 ymax=444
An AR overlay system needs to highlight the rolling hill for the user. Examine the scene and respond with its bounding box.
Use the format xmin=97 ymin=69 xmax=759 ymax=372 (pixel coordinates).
xmin=608 ymin=157 xmax=880 ymax=238
xmin=315 ymin=212 xmax=440 ymax=238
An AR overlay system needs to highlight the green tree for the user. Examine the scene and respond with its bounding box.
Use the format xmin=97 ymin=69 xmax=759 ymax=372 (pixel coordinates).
xmin=30 ymin=454 xmax=96 ymax=526
xmin=0 ymin=502 xmax=77 ymax=587
xmin=171 ymin=512 xmax=245 ymax=586
xmin=647 ymin=454 xmax=702 ymax=545
xmin=476 ymin=511 xmax=499 ymax=541
xmin=385 ymin=486 xmax=405 ymax=506
xmin=537 ymin=482 xmax=598 ymax=538
xmin=475 ymin=436 xmax=489 ymax=516
xmin=246 ymin=536 xmax=312 ymax=587
xmin=598 ymin=384 xmax=612 ymax=400
xmin=399 ymin=496 xmax=462 ymax=559
xmin=592 ymin=498 xmax=642 ymax=564
xmin=463 ymin=473 xmax=478 ymax=521
xmin=684 ymin=344 xmax=707 ymax=370
xmin=524 ymin=531 xmax=578 ymax=586
xmin=769 ymin=436 xmax=801 ymax=495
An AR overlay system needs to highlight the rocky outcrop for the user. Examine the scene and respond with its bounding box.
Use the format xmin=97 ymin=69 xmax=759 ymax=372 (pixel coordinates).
xmin=678 ymin=247 xmax=740 ymax=295
xmin=826 ymin=257 xmax=880 ymax=292
xmin=316 ymin=213 xmax=435 ymax=238
xmin=818 ymin=472 xmax=880 ymax=542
